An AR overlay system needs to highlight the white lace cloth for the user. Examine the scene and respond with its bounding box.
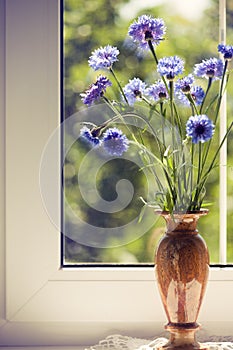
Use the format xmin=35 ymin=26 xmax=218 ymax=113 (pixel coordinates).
xmin=85 ymin=335 xmax=233 ymax=350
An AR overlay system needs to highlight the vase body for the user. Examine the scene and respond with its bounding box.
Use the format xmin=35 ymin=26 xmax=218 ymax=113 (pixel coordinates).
xmin=155 ymin=210 xmax=209 ymax=350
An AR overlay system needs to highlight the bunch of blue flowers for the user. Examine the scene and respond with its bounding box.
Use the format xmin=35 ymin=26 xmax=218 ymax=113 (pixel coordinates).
xmin=79 ymin=14 xmax=233 ymax=213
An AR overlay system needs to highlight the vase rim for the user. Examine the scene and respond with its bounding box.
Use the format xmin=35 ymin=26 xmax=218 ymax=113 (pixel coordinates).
xmin=155 ymin=209 xmax=209 ymax=217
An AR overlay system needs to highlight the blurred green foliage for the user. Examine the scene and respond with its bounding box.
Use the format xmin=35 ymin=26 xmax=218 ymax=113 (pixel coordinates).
xmin=63 ymin=0 xmax=233 ymax=264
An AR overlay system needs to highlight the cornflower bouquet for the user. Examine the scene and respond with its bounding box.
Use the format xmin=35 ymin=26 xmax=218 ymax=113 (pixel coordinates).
xmin=79 ymin=15 xmax=233 ymax=214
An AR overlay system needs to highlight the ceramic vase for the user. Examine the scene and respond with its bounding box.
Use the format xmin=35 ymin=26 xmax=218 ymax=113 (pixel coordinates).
xmin=155 ymin=210 xmax=209 ymax=350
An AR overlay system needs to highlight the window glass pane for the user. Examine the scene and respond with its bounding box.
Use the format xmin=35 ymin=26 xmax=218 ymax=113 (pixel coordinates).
xmin=63 ymin=0 xmax=233 ymax=265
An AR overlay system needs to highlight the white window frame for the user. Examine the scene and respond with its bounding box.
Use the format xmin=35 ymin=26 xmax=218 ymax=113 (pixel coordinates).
xmin=0 ymin=0 xmax=233 ymax=347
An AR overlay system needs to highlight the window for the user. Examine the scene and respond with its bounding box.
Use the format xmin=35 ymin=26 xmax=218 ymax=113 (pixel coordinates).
xmin=63 ymin=0 xmax=233 ymax=265
xmin=1 ymin=0 xmax=233 ymax=347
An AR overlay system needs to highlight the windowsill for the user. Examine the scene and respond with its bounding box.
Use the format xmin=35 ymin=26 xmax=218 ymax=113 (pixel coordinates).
xmin=53 ymin=266 xmax=233 ymax=280
xmin=0 ymin=322 xmax=233 ymax=350
xmin=2 ymin=266 xmax=233 ymax=345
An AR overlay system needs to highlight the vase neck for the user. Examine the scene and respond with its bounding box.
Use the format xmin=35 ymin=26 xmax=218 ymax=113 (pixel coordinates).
xmin=159 ymin=211 xmax=208 ymax=234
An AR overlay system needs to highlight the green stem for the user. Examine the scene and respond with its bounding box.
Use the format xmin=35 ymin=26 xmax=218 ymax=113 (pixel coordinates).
xmin=195 ymin=121 xmax=233 ymax=204
xmin=214 ymin=60 xmax=228 ymax=124
xmin=110 ymin=67 xmax=128 ymax=105
xmin=169 ymin=80 xmax=180 ymax=210
xmin=181 ymin=145 xmax=187 ymax=195
xmin=147 ymin=40 xmax=169 ymax=92
xmin=142 ymin=96 xmax=154 ymax=107
xmin=186 ymin=143 xmax=194 ymax=210
xmin=186 ymin=93 xmax=199 ymax=115
xmin=199 ymin=60 xmax=228 ymax=179
xmin=169 ymin=80 xmax=176 ymax=183
xmin=130 ymin=140 xmax=176 ymax=207
xmin=169 ymin=81 xmax=174 ymax=124
xmin=193 ymin=142 xmax=202 ymax=206
xmin=147 ymin=39 xmax=158 ymax=64
xmin=173 ymin=102 xmax=183 ymax=138
xmin=102 ymin=98 xmax=167 ymax=198
xmin=200 ymin=77 xmax=212 ymax=114
xmin=205 ymin=121 xmax=232 ymax=179
xmin=190 ymin=143 xmax=194 ymax=205
xmin=100 ymin=100 xmax=169 ymax=197
xmin=160 ymin=102 xmax=166 ymax=147
xmin=97 ymin=107 xmax=166 ymax=165
xmin=100 ymin=96 xmax=139 ymax=143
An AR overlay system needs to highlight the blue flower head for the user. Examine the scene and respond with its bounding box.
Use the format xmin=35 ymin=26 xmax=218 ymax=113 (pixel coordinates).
xmin=218 ymin=44 xmax=233 ymax=61
xmin=186 ymin=114 xmax=215 ymax=144
xmin=175 ymin=74 xmax=194 ymax=93
xmin=80 ymin=75 xmax=112 ymax=106
xmin=157 ymin=56 xmax=184 ymax=80
xmin=176 ymin=86 xmax=205 ymax=106
xmin=80 ymin=126 xmax=101 ymax=147
xmin=102 ymin=128 xmax=129 ymax=156
xmin=123 ymin=78 xmax=147 ymax=106
xmin=147 ymin=81 xmax=168 ymax=102
xmin=88 ymin=45 xmax=120 ymax=71
xmin=194 ymin=58 xmax=223 ymax=80
xmin=128 ymin=15 xmax=166 ymax=50
xmin=175 ymin=75 xmax=205 ymax=106
xmin=190 ymin=86 xmax=205 ymax=105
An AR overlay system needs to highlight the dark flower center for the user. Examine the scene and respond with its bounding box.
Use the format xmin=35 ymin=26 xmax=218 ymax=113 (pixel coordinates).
xmin=159 ymin=92 xmax=167 ymax=99
xmin=191 ymin=93 xmax=196 ymax=101
xmin=134 ymin=89 xmax=142 ymax=97
xmin=195 ymin=124 xmax=205 ymax=135
xmin=145 ymin=30 xmax=153 ymax=41
xmin=166 ymin=72 xmax=175 ymax=80
xmin=224 ymin=52 xmax=232 ymax=60
xmin=182 ymin=85 xmax=191 ymax=93
xmin=91 ymin=127 xmax=102 ymax=138
xmin=206 ymin=69 xmax=215 ymax=77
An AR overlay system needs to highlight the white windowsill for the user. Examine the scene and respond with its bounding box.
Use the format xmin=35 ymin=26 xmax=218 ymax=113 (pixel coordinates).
xmin=53 ymin=266 xmax=233 ymax=280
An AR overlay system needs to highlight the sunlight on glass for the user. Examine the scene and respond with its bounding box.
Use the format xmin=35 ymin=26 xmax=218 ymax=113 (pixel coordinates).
xmin=119 ymin=0 xmax=211 ymax=21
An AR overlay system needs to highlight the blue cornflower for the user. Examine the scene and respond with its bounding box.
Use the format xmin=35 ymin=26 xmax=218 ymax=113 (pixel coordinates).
xmin=194 ymin=58 xmax=223 ymax=79
xmin=176 ymin=86 xmax=205 ymax=106
xmin=186 ymin=114 xmax=215 ymax=144
xmin=80 ymin=126 xmax=101 ymax=147
xmin=128 ymin=15 xmax=166 ymax=50
xmin=123 ymin=78 xmax=147 ymax=106
xmin=147 ymin=81 xmax=168 ymax=102
xmin=218 ymin=43 xmax=233 ymax=61
xmin=88 ymin=45 xmax=120 ymax=71
xmin=102 ymin=128 xmax=129 ymax=156
xmin=175 ymin=75 xmax=205 ymax=106
xmin=189 ymin=86 xmax=205 ymax=106
xmin=175 ymin=74 xmax=194 ymax=93
xmin=80 ymin=76 xmax=112 ymax=106
xmin=157 ymin=56 xmax=184 ymax=80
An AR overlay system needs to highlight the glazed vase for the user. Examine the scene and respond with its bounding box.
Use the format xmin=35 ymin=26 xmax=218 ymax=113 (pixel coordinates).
xmin=155 ymin=210 xmax=210 ymax=350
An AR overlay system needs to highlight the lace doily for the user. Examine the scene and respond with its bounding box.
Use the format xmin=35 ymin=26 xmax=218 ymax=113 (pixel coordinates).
xmin=85 ymin=335 xmax=233 ymax=350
